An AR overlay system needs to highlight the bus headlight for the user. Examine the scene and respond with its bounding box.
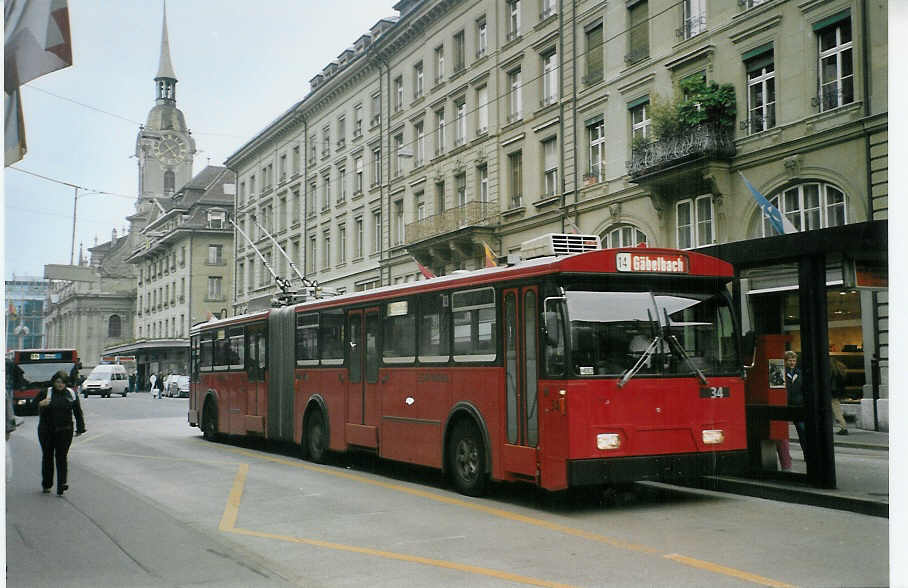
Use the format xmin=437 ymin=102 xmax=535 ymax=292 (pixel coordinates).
xmin=702 ymin=429 xmax=725 ymax=444
xmin=596 ymin=433 xmax=621 ymax=450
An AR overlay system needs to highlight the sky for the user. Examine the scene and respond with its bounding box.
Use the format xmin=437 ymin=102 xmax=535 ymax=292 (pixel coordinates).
xmin=3 ymin=0 xmax=397 ymax=279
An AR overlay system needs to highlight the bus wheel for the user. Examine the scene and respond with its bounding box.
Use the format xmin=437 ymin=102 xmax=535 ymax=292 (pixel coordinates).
xmin=202 ymin=399 xmax=218 ymax=441
xmin=304 ymin=410 xmax=328 ymax=463
xmin=448 ymin=420 xmax=487 ymax=496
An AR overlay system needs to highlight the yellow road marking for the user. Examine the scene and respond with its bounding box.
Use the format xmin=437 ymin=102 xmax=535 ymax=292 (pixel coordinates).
xmin=223 ymin=445 xmax=796 ymax=586
xmin=664 ymin=554 xmax=798 ymax=588
xmin=228 ymin=527 xmax=574 ymax=587
xmin=219 ymin=463 xmax=248 ymax=531
xmin=75 ymin=450 xmax=240 ymax=467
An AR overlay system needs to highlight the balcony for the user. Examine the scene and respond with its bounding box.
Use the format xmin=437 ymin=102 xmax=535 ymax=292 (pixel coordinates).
xmin=405 ymin=201 xmax=491 ymax=244
xmin=404 ymin=201 xmax=495 ymax=271
xmin=627 ymin=123 xmax=736 ymax=198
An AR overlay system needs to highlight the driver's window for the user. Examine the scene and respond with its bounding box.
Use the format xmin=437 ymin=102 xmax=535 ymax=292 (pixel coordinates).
xmin=543 ymin=300 xmax=565 ymax=377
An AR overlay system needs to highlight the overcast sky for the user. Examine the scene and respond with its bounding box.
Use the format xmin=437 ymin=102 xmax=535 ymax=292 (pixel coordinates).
xmin=3 ymin=0 xmax=397 ymax=279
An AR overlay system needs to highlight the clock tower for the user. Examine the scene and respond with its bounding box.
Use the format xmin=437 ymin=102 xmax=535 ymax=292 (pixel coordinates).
xmin=135 ymin=3 xmax=195 ymax=205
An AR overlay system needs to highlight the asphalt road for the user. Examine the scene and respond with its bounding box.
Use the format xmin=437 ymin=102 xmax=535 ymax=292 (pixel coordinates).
xmin=5 ymin=392 xmax=889 ymax=587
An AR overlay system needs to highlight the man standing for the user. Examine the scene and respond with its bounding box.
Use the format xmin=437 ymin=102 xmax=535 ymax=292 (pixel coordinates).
xmin=149 ymin=373 xmax=157 ymax=398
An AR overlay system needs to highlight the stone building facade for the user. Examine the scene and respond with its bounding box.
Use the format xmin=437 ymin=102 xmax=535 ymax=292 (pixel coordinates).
xmin=226 ymin=0 xmax=887 ymax=424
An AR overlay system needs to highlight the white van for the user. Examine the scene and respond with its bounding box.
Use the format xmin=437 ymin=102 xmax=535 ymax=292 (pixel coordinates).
xmin=82 ymin=364 xmax=129 ymax=398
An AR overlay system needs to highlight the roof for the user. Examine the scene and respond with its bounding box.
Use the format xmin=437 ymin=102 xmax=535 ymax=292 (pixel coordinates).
xmin=156 ymin=2 xmax=176 ymax=80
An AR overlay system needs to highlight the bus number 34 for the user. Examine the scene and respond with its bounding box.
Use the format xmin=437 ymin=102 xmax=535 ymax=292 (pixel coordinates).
xmin=699 ymin=386 xmax=730 ymax=398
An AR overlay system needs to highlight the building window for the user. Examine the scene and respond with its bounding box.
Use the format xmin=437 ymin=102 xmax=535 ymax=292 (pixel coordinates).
xmin=435 ymin=181 xmax=445 ymax=214
xmin=292 ymin=146 xmax=300 ymax=174
xmin=761 ymin=183 xmax=847 ymax=237
xmin=207 ymin=210 xmax=225 ymax=229
xmin=415 ymin=121 xmax=425 ymax=166
xmin=746 ymin=51 xmax=776 ymax=134
xmin=627 ymin=1 xmax=649 ymax=64
xmin=354 ymin=157 xmax=363 ymax=193
xmin=676 ymin=195 xmax=714 ymax=249
xmin=249 ymin=174 xmax=256 ymax=196
xmin=434 ymin=45 xmax=445 ymax=84
xmin=477 ymin=17 xmax=488 ymax=58
xmin=604 ymin=224 xmax=648 ymax=248
xmin=108 ymin=315 xmax=121 ymax=338
xmin=476 ymin=86 xmax=489 ymax=134
xmin=455 ymin=173 xmax=467 ymax=208
xmin=630 ymin=100 xmax=650 ymax=143
xmin=541 ymin=0 xmax=556 ymax=19
xmin=308 ymin=183 xmax=317 ymax=216
xmin=508 ymin=68 xmax=522 ymax=122
xmin=292 ymin=188 xmax=301 ymax=222
xmin=371 ymin=94 xmax=381 ymax=127
xmin=585 ymin=22 xmax=603 ymax=84
xmin=322 ymin=127 xmax=330 ymax=158
xmin=308 ymin=236 xmax=317 ymax=273
xmin=371 ymin=147 xmax=381 ymax=187
xmin=279 ymin=154 xmax=287 ymax=181
xmin=338 ymin=224 xmax=346 ymax=263
xmin=164 ymin=171 xmax=175 ymax=194
xmin=208 ymin=277 xmax=223 ymax=300
xmin=415 ymin=191 xmax=426 ymax=221
xmin=435 ymin=108 xmax=445 ymax=155
xmin=817 ymin=17 xmax=853 ymax=111
xmin=478 ymin=165 xmax=488 ymax=203
xmin=541 ymin=50 xmax=557 ymax=106
xmin=394 ymin=200 xmax=405 ymax=245
xmin=414 ymin=61 xmax=424 ymax=98
xmin=208 ymin=244 xmax=223 ymax=265
xmin=354 ymin=105 xmax=363 ymax=137
xmin=542 ymin=138 xmax=558 ymax=197
xmin=337 ymin=117 xmax=346 ymax=148
xmin=322 ymin=175 xmax=331 ymax=210
xmin=354 ymin=217 xmax=364 ymax=258
xmin=279 ymin=196 xmax=287 ymax=231
xmin=394 ymin=76 xmax=404 ymax=112
xmin=453 ymin=31 xmax=465 ymax=73
xmin=507 ymin=0 xmax=521 ymax=41
xmin=454 ymin=99 xmax=466 ymax=146
xmin=309 ymin=136 xmax=317 ymax=163
xmin=337 ymin=167 xmax=346 ymax=202
xmin=681 ymin=0 xmax=706 ymax=40
xmin=237 ymin=263 xmax=244 ymax=294
xmin=392 ymin=133 xmax=404 ymax=178
xmin=588 ymin=120 xmax=605 ymax=181
xmin=508 ymin=151 xmax=523 ymax=208
xmin=322 ymin=230 xmax=331 ymax=269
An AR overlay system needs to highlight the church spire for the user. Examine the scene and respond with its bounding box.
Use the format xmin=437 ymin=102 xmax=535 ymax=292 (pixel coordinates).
xmin=155 ymin=1 xmax=177 ymax=102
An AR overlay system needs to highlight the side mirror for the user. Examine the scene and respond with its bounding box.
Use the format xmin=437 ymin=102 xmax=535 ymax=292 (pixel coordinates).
xmin=742 ymin=330 xmax=756 ymax=370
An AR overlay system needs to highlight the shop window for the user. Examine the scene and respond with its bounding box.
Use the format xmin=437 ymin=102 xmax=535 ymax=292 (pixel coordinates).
xmin=759 ymin=182 xmax=847 ymax=237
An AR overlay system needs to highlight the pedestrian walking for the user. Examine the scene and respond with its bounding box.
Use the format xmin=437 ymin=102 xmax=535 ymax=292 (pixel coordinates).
xmin=149 ymin=373 xmax=158 ymax=398
xmin=156 ymin=372 xmax=165 ymax=399
xmin=830 ymin=358 xmax=849 ymax=435
xmin=35 ymin=371 xmax=86 ymax=496
xmin=785 ymin=351 xmax=809 ymax=462
xmin=6 ymin=360 xmax=19 ymax=482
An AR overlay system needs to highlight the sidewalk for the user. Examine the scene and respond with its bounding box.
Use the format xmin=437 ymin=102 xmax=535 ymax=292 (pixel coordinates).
xmin=699 ymin=426 xmax=889 ymax=517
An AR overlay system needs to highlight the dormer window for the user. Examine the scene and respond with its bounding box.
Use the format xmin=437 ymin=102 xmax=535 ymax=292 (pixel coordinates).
xmin=207 ymin=209 xmax=226 ymax=229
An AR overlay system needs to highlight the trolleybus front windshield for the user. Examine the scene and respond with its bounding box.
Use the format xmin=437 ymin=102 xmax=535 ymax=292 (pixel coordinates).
xmin=564 ymin=290 xmax=738 ymax=378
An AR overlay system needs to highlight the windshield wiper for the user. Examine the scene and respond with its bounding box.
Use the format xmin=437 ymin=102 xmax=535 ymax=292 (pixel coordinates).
xmin=618 ymin=335 xmax=661 ymax=388
xmin=662 ymin=308 xmax=708 ymax=386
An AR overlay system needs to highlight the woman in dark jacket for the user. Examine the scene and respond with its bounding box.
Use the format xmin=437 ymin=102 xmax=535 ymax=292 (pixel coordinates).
xmin=34 ymin=370 xmax=86 ymax=496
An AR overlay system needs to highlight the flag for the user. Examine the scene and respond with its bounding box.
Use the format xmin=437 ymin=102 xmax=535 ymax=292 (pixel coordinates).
xmin=415 ymin=259 xmax=435 ymax=279
xmin=739 ymin=171 xmax=798 ymax=235
xmin=481 ymin=241 xmax=498 ymax=268
xmin=8 ymin=303 xmax=17 ymax=318
xmin=4 ymin=0 xmax=73 ymax=166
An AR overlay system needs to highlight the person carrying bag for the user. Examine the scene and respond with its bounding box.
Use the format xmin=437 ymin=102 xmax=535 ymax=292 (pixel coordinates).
xmin=34 ymin=370 xmax=86 ymax=496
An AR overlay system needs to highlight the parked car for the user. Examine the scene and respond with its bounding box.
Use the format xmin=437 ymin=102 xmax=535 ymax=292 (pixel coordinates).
xmin=81 ymin=364 xmax=129 ymax=398
xmin=166 ymin=375 xmax=189 ymax=398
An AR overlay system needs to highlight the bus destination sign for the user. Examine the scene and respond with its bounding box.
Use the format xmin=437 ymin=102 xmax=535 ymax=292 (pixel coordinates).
xmin=615 ymin=252 xmax=688 ymax=274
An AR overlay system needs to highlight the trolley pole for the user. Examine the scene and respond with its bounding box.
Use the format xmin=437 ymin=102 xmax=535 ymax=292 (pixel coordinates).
xmin=70 ymin=186 xmax=79 ymax=265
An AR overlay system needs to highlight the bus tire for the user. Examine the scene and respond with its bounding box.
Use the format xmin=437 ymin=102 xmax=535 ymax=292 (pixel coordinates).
xmin=202 ymin=398 xmax=218 ymax=441
xmin=303 ymin=410 xmax=328 ymax=464
xmin=448 ymin=419 xmax=488 ymax=497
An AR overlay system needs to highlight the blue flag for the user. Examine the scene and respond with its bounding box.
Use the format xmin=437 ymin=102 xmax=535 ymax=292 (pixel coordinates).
xmin=739 ymin=172 xmax=798 ymax=235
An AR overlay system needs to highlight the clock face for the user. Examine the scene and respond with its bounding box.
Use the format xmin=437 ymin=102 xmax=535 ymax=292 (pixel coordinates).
xmin=154 ymin=133 xmax=189 ymax=165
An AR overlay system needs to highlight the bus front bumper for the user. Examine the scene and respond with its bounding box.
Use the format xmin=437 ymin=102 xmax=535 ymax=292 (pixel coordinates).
xmin=567 ymin=450 xmax=748 ymax=487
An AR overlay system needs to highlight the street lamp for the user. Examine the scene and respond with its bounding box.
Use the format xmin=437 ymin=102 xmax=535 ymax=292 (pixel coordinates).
xmin=70 ymin=188 xmax=102 ymax=265
xmin=14 ymin=323 xmax=29 ymax=349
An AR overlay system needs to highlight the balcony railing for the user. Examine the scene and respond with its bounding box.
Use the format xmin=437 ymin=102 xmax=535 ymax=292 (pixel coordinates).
xmin=627 ymin=123 xmax=735 ymax=179
xmin=405 ymin=201 xmax=491 ymax=244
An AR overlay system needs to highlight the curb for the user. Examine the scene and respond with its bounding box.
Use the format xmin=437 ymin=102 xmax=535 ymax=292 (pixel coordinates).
xmin=698 ymin=476 xmax=889 ymax=518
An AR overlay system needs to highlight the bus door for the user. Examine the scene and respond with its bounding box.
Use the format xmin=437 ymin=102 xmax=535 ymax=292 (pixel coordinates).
xmin=502 ymin=286 xmax=540 ymax=478
xmin=245 ymin=323 xmax=266 ymax=434
xmin=345 ymin=308 xmax=381 ymax=448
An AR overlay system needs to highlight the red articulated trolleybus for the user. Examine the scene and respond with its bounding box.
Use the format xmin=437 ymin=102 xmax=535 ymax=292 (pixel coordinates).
xmin=189 ymin=234 xmax=748 ymax=496
xmin=7 ymin=348 xmax=80 ymax=415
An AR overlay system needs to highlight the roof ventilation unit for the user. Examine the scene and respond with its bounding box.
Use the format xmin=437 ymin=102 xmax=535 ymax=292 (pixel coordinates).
xmin=520 ymin=233 xmax=602 ymax=259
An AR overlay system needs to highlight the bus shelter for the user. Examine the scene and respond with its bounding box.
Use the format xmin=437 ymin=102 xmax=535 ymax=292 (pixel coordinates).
xmin=702 ymin=220 xmax=887 ymax=489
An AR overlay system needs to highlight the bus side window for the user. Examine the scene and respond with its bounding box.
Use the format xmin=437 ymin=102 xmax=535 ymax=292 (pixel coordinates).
xmin=419 ymin=292 xmax=450 ymax=363
xmin=320 ymin=309 xmax=345 ymax=365
xmin=228 ymin=327 xmax=244 ymax=369
xmin=452 ymin=287 xmax=496 ymax=362
xmin=383 ymin=300 xmax=415 ymax=363
xmin=296 ymin=313 xmax=319 ymax=367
